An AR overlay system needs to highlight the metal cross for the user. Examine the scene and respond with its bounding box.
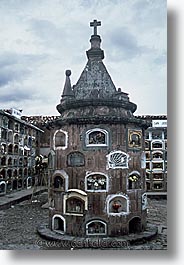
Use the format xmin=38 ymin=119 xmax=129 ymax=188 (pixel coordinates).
xmin=90 ymin=19 xmax=101 ymax=35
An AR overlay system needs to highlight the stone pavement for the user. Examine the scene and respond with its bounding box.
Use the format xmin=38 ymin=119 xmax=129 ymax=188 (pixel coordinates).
xmin=0 ymin=186 xmax=47 ymax=210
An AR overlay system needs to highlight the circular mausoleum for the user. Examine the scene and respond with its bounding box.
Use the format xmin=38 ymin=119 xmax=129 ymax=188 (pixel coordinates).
xmin=44 ymin=20 xmax=149 ymax=239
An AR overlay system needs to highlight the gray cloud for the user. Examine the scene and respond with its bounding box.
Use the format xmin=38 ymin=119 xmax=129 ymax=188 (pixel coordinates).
xmin=106 ymin=27 xmax=148 ymax=61
xmin=0 ymin=89 xmax=33 ymax=103
xmin=0 ymin=52 xmax=48 ymax=87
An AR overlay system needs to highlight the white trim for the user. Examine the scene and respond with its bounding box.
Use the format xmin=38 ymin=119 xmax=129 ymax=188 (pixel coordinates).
xmin=106 ymin=194 xmax=129 ymax=216
xmin=86 ymin=220 xmax=107 ymax=236
xmin=106 ymin=150 xmax=129 ymax=169
xmin=85 ymin=128 xmax=109 ymax=147
xmin=26 ymin=176 xmax=32 ymax=189
xmin=67 ymin=189 xmax=87 ymax=196
xmin=142 ymin=193 xmax=148 ymax=210
xmin=53 ymin=129 xmax=68 ymax=150
xmin=0 ymin=180 xmax=6 ymax=194
xmin=52 ymin=214 xmax=66 ymax=234
xmin=85 ymin=172 xmax=109 ymax=192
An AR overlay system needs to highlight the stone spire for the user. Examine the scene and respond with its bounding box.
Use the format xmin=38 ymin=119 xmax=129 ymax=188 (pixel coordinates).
xmin=62 ymin=70 xmax=74 ymax=98
xmin=57 ymin=20 xmax=138 ymax=117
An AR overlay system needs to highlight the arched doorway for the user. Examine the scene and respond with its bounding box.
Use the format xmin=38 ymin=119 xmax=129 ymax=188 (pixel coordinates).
xmin=129 ymin=217 xmax=142 ymax=234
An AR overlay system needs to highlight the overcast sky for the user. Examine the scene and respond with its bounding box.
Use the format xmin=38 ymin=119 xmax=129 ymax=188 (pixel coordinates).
xmin=0 ymin=0 xmax=167 ymax=116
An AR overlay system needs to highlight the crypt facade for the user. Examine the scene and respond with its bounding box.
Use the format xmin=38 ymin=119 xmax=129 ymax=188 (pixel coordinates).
xmin=47 ymin=20 xmax=149 ymax=237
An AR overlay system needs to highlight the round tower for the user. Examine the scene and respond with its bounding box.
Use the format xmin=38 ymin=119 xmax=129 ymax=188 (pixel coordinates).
xmin=47 ymin=20 xmax=148 ymax=237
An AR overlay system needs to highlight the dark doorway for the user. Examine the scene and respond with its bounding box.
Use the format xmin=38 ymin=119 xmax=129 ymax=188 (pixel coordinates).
xmin=129 ymin=217 xmax=142 ymax=234
xmin=53 ymin=217 xmax=64 ymax=232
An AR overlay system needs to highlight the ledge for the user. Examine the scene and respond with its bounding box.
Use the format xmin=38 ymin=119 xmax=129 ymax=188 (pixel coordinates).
xmin=37 ymin=224 xmax=158 ymax=249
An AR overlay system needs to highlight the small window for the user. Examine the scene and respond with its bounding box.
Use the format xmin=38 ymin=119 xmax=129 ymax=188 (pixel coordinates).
xmin=0 ymin=168 xmax=6 ymax=178
xmin=2 ymin=117 xmax=8 ymax=128
xmin=153 ymin=173 xmax=163 ymax=180
xmin=86 ymin=173 xmax=108 ymax=192
xmin=106 ymin=151 xmax=129 ymax=169
xmin=14 ymin=145 xmax=19 ymax=154
xmin=86 ymin=220 xmax=107 ymax=236
xmin=152 ymin=141 xmax=163 ymax=150
xmin=86 ymin=128 xmax=108 ymax=147
xmin=8 ymin=131 xmax=13 ymax=142
xmin=8 ymin=144 xmax=13 ymax=154
xmin=151 ymin=131 xmax=163 ymax=140
xmin=153 ymin=182 xmax=163 ymax=190
xmin=152 ymin=162 xmax=164 ymax=170
xmin=1 ymin=156 xmax=6 ymax=166
xmin=7 ymin=169 xmax=12 ymax=178
xmin=1 ymin=143 xmax=6 ymax=154
xmin=1 ymin=129 xmax=8 ymax=140
xmin=54 ymin=129 xmax=68 ymax=150
xmin=152 ymin=151 xmax=163 ymax=160
xmin=146 ymin=161 xmax=151 ymax=170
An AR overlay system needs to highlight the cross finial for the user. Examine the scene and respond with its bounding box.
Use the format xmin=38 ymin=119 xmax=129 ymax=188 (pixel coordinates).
xmin=90 ymin=19 xmax=101 ymax=35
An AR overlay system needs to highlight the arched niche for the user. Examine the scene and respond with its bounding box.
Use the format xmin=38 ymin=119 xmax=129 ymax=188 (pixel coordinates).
xmin=86 ymin=220 xmax=107 ymax=236
xmin=106 ymin=194 xmax=129 ymax=215
xmin=53 ymin=129 xmax=68 ymax=150
xmin=128 ymin=171 xmax=141 ymax=190
xmin=85 ymin=128 xmax=109 ymax=147
xmin=0 ymin=181 xmax=6 ymax=195
xmin=52 ymin=170 xmax=68 ymax=191
xmin=63 ymin=189 xmax=88 ymax=216
xmin=52 ymin=214 xmax=66 ymax=234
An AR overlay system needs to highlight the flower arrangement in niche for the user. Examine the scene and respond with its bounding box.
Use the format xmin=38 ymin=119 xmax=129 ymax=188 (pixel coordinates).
xmin=129 ymin=175 xmax=138 ymax=182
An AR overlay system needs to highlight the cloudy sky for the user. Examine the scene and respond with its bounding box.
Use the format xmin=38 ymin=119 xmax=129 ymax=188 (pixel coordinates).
xmin=0 ymin=0 xmax=167 ymax=116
